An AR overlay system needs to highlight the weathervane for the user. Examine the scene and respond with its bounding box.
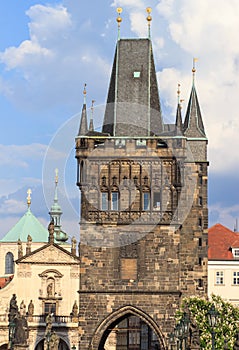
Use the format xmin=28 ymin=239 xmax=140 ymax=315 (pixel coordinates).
xmin=146 ymin=7 xmax=152 ymax=39
xmin=116 ymin=7 xmax=123 ymax=40
xmin=177 ymin=83 xmax=181 ymax=104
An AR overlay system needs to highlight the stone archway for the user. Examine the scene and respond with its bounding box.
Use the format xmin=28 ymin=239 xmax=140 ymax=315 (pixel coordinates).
xmin=89 ymin=305 xmax=167 ymax=350
xmin=35 ymin=337 xmax=69 ymax=350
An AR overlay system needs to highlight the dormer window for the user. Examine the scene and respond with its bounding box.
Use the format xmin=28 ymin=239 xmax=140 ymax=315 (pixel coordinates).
xmin=232 ymin=248 xmax=239 ymax=259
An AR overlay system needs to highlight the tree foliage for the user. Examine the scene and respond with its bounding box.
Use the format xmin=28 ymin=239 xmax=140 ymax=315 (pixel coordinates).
xmin=178 ymin=294 xmax=239 ymax=349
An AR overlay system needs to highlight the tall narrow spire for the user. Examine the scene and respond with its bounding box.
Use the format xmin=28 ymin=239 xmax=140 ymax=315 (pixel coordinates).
xmin=175 ymin=84 xmax=183 ymax=134
xmin=183 ymin=61 xmax=206 ymax=138
xmin=89 ymin=100 xmax=95 ymax=132
xmin=49 ymin=169 xmax=68 ymax=243
xmin=78 ymin=84 xmax=88 ymax=136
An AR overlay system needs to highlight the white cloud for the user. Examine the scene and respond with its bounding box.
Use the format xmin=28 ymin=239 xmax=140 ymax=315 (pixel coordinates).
xmin=0 ymin=144 xmax=47 ymax=168
xmin=209 ymin=203 xmax=239 ymax=231
xmin=0 ymin=199 xmax=26 ymax=215
xmin=152 ymin=0 xmax=239 ymax=174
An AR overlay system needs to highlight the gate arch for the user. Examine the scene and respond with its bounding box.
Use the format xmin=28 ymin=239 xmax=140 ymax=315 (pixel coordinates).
xmin=89 ymin=305 xmax=167 ymax=350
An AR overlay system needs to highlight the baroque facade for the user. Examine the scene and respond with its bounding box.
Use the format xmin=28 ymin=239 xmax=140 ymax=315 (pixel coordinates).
xmin=75 ymin=21 xmax=208 ymax=350
xmin=0 ymin=177 xmax=79 ymax=350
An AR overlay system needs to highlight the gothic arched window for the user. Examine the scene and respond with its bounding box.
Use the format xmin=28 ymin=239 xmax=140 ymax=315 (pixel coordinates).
xmin=5 ymin=252 xmax=14 ymax=274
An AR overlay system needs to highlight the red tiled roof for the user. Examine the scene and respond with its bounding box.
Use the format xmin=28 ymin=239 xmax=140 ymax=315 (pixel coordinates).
xmin=0 ymin=275 xmax=13 ymax=289
xmin=208 ymin=223 xmax=239 ymax=260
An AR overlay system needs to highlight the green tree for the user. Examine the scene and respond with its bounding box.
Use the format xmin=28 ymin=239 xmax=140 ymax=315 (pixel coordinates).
xmin=178 ymin=295 xmax=239 ymax=349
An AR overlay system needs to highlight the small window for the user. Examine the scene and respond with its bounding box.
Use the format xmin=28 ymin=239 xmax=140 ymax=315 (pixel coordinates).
xmin=44 ymin=302 xmax=56 ymax=315
xmin=153 ymin=192 xmax=161 ymax=210
xmin=5 ymin=252 xmax=14 ymax=274
xmin=233 ymin=271 xmax=239 ymax=285
xmin=198 ymin=279 xmax=203 ymax=288
xmin=198 ymin=238 xmax=202 ymax=247
xmin=136 ymin=139 xmax=146 ymax=147
xmin=133 ymin=71 xmax=141 ymax=78
xmin=101 ymin=192 xmax=108 ymax=210
xmin=198 ymin=257 xmax=202 ymax=266
xmin=198 ymin=196 xmax=203 ymax=206
xmin=232 ymin=249 xmax=239 ymax=259
xmin=143 ymin=193 xmax=150 ymax=211
xmin=216 ymin=271 xmax=224 ymax=285
xmin=111 ymin=192 xmax=119 ymax=211
xmin=198 ymin=218 xmax=202 ymax=227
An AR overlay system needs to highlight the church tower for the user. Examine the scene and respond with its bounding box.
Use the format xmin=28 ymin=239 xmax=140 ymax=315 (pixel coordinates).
xmin=75 ymin=9 xmax=208 ymax=350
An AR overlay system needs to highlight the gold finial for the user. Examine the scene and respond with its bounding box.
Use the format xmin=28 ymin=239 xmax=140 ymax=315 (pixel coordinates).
xmin=146 ymin=7 xmax=152 ymax=38
xmin=192 ymin=58 xmax=198 ymax=83
xmin=55 ymin=168 xmax=59 ymax=185
xmin=83 ymin=83 xmax=87 ymax=104
xmin=116 ymin=7 xmax=123 ymax=39
xmin=27 ymin=188 xmax=32 ymax=208
xmin=177 ymin=83 xmax=181 ymax=104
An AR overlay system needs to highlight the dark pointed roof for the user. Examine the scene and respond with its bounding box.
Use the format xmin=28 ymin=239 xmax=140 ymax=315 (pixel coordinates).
xmin=183 ymin=84 xmax=206 ymax=138
xmin=78 ymin=103 xmax=88 ymax=136
xmin=175 ymin=103 xmax=183 ymax=135
xmin=102 ymin=38 xmax=163 ymax=137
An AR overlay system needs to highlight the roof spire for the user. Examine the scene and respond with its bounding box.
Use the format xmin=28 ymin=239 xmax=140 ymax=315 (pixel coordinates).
xmin=27 ymin=188 xmax=32 ymax=209
xmin=116 ymin=7 xmax=123 ymax=40
xmin=175 ymin=83 xmax=183 ymax=134
xmin=146 ymin=7 xmax=152 ymax=39
xmin=49 ymin=169 xmax=68 ymax=243
xmin=83 ymin=83 xmax=87 ymax=104
xmin=183 ymin=60 xmax=206 ymax=138
xmin=78 ymin=84 xmax=88 ymax=136
xmin=89 ymin=100 xmax=95 ymax=132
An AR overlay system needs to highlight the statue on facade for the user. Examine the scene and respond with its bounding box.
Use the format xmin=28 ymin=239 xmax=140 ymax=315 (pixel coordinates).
xmin=71 ymin=301 xmax=78 ymax=317
xmin=48 ymin=219 xmax=55 ymax=243
xmin=27 ymin=300 xmax=34 ymax=316
xmin=71 ymin=236 xmax=77 ymax=255
xmin=20 ymin=300 xmax=26 ymax=316
xmin=17 ymin=239 xmax=23 ymax=258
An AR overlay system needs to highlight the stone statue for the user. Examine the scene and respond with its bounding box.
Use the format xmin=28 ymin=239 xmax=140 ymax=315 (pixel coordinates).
xmin=17 ymin=239 xmax=23 ymax=258
xmin=48 ymin=219 xmax=55 ymax=243
xmin=20 ymin=300 xmax=26 ymax=316
xmin=47 ymin=283 xmax=53 ymax=297
xmin=13 ymin=314 xmax=28 ymax=345
xmin=27 ymin=300 xmax=34 ymax=316
xmin=71 ymin=301 xmax=78 ymax=317
xmin=8 ymin=294 xmax=18 ymax=322
xmin=45 ymin=313 xmax=53 ymax=335
xmin=71 ymin=236 xmax=77 ymax=255
xmin=49 ymin=331 xmax=59 ymax=350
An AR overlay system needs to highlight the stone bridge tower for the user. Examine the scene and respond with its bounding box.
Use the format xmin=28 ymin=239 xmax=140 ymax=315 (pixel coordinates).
xmin=75 ymin=12 xmax=208 ymax=350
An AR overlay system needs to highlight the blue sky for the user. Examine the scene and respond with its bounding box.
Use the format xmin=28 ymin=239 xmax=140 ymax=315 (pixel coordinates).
xmin=0 ymin=0 xmax=239 ymax=239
